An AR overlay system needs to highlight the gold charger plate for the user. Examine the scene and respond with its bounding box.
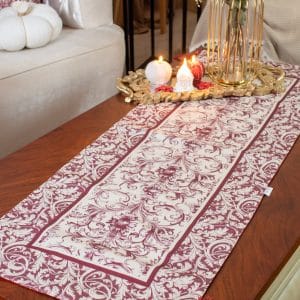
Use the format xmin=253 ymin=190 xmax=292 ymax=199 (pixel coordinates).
xmin=117 ymin=63 xmax=285 ymax=105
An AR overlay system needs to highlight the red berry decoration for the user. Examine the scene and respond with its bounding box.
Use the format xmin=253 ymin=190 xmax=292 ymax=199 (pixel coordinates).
xmin=189 ymin=55 xmax=205 ymax=87
xmin=155 ymin=85 xmax=173 ymax=93
xmin=195 ymin=81 xmax=214 ymax=90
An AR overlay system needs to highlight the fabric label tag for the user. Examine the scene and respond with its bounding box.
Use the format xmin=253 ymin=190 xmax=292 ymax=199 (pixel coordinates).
xmin=264 ymin=186 xmax=273 ymax=197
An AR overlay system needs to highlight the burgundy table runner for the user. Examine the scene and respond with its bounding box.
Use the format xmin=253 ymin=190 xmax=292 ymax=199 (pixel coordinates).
xmin=0 ymin=63 xmax=299 ymax=299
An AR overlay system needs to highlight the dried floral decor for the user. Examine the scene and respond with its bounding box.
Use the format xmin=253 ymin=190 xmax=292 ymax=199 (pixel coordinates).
xmin=207 ymin=0 xmax=264 ymax=86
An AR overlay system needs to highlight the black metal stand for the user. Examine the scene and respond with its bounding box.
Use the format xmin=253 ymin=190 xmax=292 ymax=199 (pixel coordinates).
xmin=123 ymin=0 xmax=202 ymax=72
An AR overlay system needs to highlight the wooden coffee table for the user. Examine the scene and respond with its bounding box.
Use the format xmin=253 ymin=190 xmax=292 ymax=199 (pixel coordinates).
xmin=0 ymin=94 xmax=299 ymax=300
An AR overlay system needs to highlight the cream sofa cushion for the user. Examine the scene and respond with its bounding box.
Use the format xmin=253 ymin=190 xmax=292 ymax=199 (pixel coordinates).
xmin=0 ymin=25 xmax=122 ymax=79
xmin=0 ymin=25 xmax=125 ymax=158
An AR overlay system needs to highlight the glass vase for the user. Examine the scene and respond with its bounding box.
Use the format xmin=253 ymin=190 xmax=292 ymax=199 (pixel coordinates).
xmin=207 ymin=0 xmax=264 ymax=86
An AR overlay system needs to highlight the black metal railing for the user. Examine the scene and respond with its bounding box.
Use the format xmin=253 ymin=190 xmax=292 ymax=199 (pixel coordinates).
xmin=123 ymin=0 xmax=202 ymax=72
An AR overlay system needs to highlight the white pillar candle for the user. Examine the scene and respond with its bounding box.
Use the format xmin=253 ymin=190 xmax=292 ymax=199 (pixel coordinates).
xmin=174 ymin=58 xmax=194 ymax=92
xmin=145 ymin=56 xmax=172 ymax=91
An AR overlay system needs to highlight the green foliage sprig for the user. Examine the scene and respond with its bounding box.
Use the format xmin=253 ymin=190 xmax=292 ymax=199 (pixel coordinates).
xmin=225 ymin=0 xmax=248 ymax=28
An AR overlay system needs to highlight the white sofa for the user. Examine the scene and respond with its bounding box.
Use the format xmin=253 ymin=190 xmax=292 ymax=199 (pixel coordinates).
xmin=0 ymin=1 xmax=125 ymax=158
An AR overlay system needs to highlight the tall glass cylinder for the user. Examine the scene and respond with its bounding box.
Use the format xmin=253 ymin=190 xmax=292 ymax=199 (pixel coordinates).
xmin=207 ymin=0 xmax=264 ymax=86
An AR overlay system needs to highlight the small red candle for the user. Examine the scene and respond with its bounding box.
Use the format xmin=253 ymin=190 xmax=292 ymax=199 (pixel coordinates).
xmin=190 ymin=55 xmax=205 ymax=87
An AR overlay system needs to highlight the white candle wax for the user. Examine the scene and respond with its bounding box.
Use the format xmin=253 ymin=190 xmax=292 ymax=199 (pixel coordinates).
xmin=145 ymin=56 xmax=172 ymax=90
xmin=174 ymin=58 xmax=194 ymax=92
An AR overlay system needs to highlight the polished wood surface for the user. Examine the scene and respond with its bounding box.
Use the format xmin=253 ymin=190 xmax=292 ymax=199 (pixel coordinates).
xmin=0 ymin=94 xmax=299 ymax=300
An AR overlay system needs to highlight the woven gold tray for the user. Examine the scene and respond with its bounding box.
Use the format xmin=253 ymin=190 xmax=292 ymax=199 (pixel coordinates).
xmin=116 ymin=63 xmax=285 ymax=105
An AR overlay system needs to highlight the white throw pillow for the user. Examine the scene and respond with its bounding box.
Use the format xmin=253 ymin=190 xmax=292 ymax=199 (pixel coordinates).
xmin=43 ymin=0 xmax=112 ymax=29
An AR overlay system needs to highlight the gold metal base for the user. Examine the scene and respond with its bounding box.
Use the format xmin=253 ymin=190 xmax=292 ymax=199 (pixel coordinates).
xmin=207 ymin=62 xmax=261 ymax=87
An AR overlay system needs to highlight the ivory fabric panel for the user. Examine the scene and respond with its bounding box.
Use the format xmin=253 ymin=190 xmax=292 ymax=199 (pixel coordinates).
xmin=263 ymin=1 xmax=300 ymax=65
xmin=43 ymin=0 xmax=112 ymax=29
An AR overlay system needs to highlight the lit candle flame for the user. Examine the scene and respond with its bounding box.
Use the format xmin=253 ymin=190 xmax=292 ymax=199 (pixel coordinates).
xmin=158 ymin=56 xmax=163 ymax=63
xmin=174 ymin=57 xmax=194 ymax=92
xmin=191 ymin=55 xmax=196 ymax=64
